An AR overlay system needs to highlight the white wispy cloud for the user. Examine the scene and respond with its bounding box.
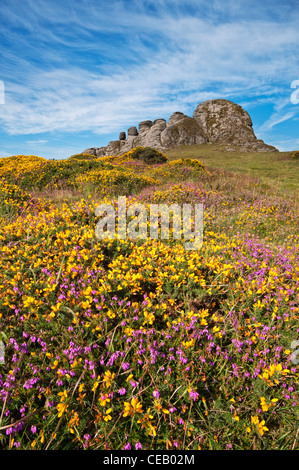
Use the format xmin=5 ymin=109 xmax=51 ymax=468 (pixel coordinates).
xmin=26 ymin=139 xmax=48 ymax=144
xmin=0 ymin=0 xmax=298 ymax=152
xmin=260 ymin=112 xmax=296 ymax=131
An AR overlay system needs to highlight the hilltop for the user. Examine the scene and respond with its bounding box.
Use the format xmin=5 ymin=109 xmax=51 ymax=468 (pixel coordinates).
xmin=81 ymin=99 xmax=278 ymax=157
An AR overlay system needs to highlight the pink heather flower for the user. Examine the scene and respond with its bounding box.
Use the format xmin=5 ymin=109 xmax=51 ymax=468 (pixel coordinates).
xmin=153 ymin=390 xmax=160 ymax=399
xmin=135 ymin=442 xmax=142 ymax=450
xmin=31 ymin=425 xmax=37 ymax=434
xmin=124 ymin=443 xmax=131 ymax=450
xmin=118 ymin=388 xmax=126 ymax=395
xmin=189 ymin=389 xmax=199 ymax=402
xmin=129 ymin=380 xmax=137 ymax=388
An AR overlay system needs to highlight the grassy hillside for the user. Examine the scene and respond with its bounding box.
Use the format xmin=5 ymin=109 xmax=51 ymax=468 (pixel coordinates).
xmin=0 ymin=146 xmax=298 ymax=450
xmin=165 ymin=144 xmax=299 ymax=196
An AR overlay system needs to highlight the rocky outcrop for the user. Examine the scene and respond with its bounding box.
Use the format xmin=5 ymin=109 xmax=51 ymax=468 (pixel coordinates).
xmin=82 ymin=147 xmax=106 ymax=157
xmin=192 ymin=99 xmax=277 ymax=152
xmin=133 ymin=119 xmax=167 ymax=150
xmin=81 ymin=99 xmax=278 ymax=156
xmin=105 ymin=141 xmax=122 ymax=155
xmin=160 ymin=115 xmax=206 ymax=148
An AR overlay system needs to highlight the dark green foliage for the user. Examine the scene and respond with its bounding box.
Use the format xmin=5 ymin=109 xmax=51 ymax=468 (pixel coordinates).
xmin=130 ymin=147 xmax=168 ymax=164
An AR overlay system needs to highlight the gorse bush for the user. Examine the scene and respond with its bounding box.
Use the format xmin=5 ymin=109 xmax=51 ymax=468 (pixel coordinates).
xmin=0 ymin=155 xmax=115 ymax=191
xmin=129 ymin=147 xmax=168 ymax=164
xmin=68 ymin=153 xmax=101 ymax=161
xmin=76 ymin=167 xmax=158 ymax=196
xmin=167 ymin=158 xmax=204 ymax=170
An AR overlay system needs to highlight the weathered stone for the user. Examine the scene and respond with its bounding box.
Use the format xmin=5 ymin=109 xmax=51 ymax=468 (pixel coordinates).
xmin=138 ymin=120 xmax=153 ymax=134
xmin=153 ymin=119 xmax=167 ymax=126
xmin=167 ymin=112 xmax=189 ymax=126
xmin=105 ymin=140 xmax=121 ymax=155
xmin=117 ymin=135 xmax=137 ymax=154
xmin=239 ymin=139 xmax=278 ymax=153
xmin=128 ymin=126 xmax=138 ymax=136
xmin=81 ymin=147 xmax=107 ymax=157
xmin=193 ymin=99 xmax=250 ymax=140
xmin=80 ymin=98 xmax=278 ymax=156
xmin=161 ymin=117 xmax=206 ymax=148
xmin=95 ymin=147 xmax=106 ymax=157
xmin=134 ymin=119 xmax=166 ymax=149
xmin=82 ymin=148 xmax=97 ymax=156
xmin=193 ymin=99 xmax=277 ymax=152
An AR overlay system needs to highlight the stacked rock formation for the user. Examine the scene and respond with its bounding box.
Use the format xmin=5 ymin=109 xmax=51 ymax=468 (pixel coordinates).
xmin=81 ymin=99 xmax=278 ymax=156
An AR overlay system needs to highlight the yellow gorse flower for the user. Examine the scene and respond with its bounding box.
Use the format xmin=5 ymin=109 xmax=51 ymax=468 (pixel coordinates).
xmin=57 ymin=402 xmax=68 ymax=417
xmin=257 ymin=420 xmax=269 ymax=436
xmin=123 ymin=397 xmax=143 ymax=417
xmin=99 ymin=394 xmax=110 ymax=407
xmin=251 ymin=416 xmax=269 ymax=436
xmin=68 ymin=412 xmax=79 ymax=433
xmin=92 ymin=380 xmax=99 ymax=392
xmin=260 ymin=397 xmax=269 ymax=412
xmin=103 ymin=370 xmax=115 ymax=388
xmin=58 ymin=390 xmax=68 ymax=401
xmin=104 ymin=408 xmax=112 ymax=421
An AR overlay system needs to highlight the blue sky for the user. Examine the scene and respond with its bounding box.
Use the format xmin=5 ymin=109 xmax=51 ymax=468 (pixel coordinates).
xmin=0 ymin=0 xmax=299 ymax=159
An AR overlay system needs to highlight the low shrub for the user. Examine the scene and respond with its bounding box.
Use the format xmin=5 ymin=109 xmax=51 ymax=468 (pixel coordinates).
xmin=129 ymin=147 xmax=168 ymax=164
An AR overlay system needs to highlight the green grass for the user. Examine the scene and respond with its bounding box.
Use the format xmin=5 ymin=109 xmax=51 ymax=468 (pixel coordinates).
xmin=165 ymin=144 xmax=298 ymax=196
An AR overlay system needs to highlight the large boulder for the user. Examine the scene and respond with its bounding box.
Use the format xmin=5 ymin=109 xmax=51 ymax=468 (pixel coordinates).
xmin=193 ymin=99 xmax=253 ymax=143
xmin=81 ymin=147 xmax=106 ymax=157
xmin=160 ymin=115 xmax=206 ymax=148
xmin=128 ymin=126 xmax=138 ymax=136
xmin=138 ymin=120 xmax=153 ymax=134
xmin=193 ymin=99 xmax=277 ymax=151
xmin=81 ymin=147 xmax=97 ymax=156
xmin=134 ymin=119 xmax=166 ymax=149
xmin=167 ymin=111 xmax=189 ymax=126
xmin=105 ymin=140 xmax=122 ymax=155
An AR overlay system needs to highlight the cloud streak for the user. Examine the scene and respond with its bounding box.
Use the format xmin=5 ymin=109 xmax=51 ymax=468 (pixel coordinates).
xmin=0 ymin=0 xmax=298 ymax=154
